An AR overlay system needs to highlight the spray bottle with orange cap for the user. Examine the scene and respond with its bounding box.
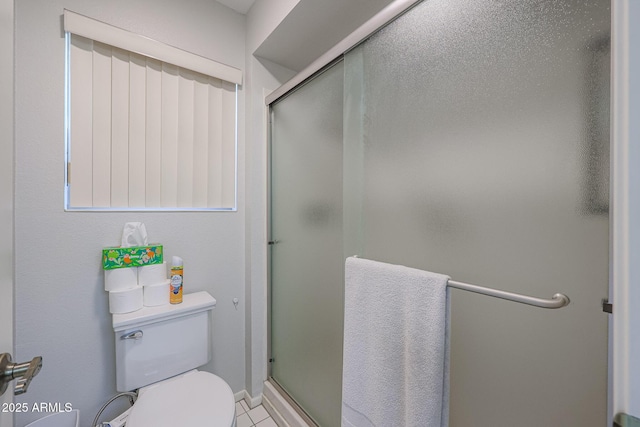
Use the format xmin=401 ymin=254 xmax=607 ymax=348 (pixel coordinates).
xmin=170 ymin=256 xmax=183 ymax=304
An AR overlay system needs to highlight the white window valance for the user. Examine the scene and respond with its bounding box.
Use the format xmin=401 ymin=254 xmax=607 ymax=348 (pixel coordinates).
xmin=64 ymin=10 xmax=239 ymax=210
xmin=63 ymin=10 xmax=242 ymax=85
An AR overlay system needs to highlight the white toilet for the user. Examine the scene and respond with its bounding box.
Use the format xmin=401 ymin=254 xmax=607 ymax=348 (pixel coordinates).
xmin=112 ymin=291 xmax=236 ymax=427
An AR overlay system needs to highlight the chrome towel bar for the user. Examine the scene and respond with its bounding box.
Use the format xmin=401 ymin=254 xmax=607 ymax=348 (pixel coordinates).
xmin=351 ymin=256 xmax=570 ymax=309
xmin=446 ymin=279 xmax=569 ymax=309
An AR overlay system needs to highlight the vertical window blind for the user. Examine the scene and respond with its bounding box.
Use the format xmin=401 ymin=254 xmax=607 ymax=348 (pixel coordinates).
xmin=64 ymin=11 xmax=240 ymax=210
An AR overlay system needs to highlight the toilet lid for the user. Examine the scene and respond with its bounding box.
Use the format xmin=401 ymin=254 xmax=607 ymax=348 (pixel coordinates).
xmin=126 ymin=371 xmax=236 ymax=427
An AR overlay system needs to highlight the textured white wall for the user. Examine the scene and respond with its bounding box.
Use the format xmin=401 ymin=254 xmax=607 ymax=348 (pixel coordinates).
xmin=243 ymin=0 xmax=298 ymax=403
xmin=0 ymin=0 xmax=14 ymax=425
xmin=243 ymin=56 xmax=295 ymax=402
xmin=14 ymin=1 xmax=246 ymax=425
xmin=613 ymin=0 xmax=640 ymax=419
xmin=629 ymin=2 xmax=640 ymax=414
xmin=244 ymin=0 xmax=297 ymax=403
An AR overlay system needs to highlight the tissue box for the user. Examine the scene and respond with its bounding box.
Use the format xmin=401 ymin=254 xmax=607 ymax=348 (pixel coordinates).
xmin=102 ymin=245 xmax=163 ymax=270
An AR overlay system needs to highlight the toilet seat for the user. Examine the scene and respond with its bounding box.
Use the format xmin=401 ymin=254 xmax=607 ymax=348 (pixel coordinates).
xmin=126 ymin=370 xmax=236 ymax=427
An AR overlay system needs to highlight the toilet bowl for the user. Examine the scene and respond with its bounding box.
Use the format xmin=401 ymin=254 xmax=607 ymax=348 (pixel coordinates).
xmin=24 ymin=410 xmax=79 ymax=427
xmin=125 ymin=370 xmax=236 ymax=427
xmin=112 ymin=291 xmax=235 ymax=427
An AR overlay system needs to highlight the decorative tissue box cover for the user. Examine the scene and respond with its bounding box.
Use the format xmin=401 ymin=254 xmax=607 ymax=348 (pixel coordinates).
xmin=102 ymin=245 xmax=163 ymax=270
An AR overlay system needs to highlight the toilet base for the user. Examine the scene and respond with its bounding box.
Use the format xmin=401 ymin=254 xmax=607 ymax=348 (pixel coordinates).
xmin=110 ymin=406 xmax=237 ymax=427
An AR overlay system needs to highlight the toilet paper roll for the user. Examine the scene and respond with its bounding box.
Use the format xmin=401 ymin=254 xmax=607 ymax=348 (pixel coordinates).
xmin=138 ymin=262 xmax=167 ymax=286
xmin=143 ymin=280 xmax=170 ymax=307
xmin=109 ymin=287 xmax=143 ymax=314
xmin=104 ymin=267 xmax=139 ymax=292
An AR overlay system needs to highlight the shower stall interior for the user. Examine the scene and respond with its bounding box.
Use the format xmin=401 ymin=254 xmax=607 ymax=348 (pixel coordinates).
xmin=268 ymin=1 xmax=611 ymax=426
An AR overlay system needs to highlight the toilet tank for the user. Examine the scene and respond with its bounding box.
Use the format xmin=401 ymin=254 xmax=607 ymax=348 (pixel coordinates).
xmin=112 ymin=291 xmax=216 ymax=392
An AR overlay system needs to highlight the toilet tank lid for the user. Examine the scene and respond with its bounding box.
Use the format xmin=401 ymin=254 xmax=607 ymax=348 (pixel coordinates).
xmin=113 ymin=291 xmax=216 ymax=331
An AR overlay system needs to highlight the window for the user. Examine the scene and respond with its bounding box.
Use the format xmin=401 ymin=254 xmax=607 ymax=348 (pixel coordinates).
xmin=64 ymin=10 xmax=240 ymax=210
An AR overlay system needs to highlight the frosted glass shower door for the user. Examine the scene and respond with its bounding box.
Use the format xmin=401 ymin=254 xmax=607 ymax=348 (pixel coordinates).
xmin=269 ymin=0 xmax=609 ymax=425
xmin=344 ymin=0 xmax=610 ymax=426
xmin=269 ymin=62 xmax=345 ymax=427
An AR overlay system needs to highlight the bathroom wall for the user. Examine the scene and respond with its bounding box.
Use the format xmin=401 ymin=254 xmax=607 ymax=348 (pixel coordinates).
xmin=244 ymin=0 xmax=298 ymax=402
xmin=13 ymin=1 xmax=246 ymax=425
xmin=0 ymin=0 xmax=14 ymax=425
xmin=613 ymin=0 xmax=640 ymax=418
xmin=628 ymin=2 xmax=640 ymax=414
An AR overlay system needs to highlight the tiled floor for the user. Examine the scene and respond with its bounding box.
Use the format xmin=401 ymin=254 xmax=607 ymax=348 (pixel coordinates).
xmin=236 ymin=400 xmax=279 ymax=427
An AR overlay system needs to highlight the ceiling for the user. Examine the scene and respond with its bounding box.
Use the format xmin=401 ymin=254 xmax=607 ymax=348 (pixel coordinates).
xmin=215 ymin=0 xmax=256 ymax=15
xmin=254 ymin=0 xmax=395 ymax=72
xmin=214 ymin=0 xmax=396 ymax=72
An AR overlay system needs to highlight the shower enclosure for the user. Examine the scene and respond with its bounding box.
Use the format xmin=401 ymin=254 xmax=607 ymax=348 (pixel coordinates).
xmin=269 ymin=1 xmax=611 ymax=426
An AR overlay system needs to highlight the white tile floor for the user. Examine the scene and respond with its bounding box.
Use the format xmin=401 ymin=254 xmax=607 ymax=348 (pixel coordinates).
xmin=236 ymin=400 xmax=279 ymax=427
